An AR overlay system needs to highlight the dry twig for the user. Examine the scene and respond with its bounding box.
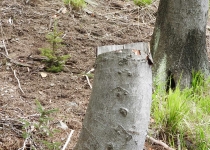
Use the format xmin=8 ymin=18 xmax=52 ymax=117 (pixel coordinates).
xmin=0 ymin=23 xmax=8 ymax=55
xmin=13 ymin=69 xmax=25 ymax=94
xmin=2 ymin=40 xmax=8 ymax=56
xmin=61 ymin=130 xmax=75 ymax=150
xmin=146 ymin=135 xmax=175 ymax=150
xmin=85 ymin=75 xmax=92 ymax=89
xmin=84 ymin=68 xmax=94 ymax=89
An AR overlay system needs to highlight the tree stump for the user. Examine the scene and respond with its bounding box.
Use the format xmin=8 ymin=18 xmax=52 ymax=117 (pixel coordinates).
xmin=74 ymin=43 xmax=152 ymax=150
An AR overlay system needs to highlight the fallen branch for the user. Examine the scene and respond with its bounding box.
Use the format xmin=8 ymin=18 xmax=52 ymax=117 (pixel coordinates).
xmin=146 ymin=135 xmax=175 ymax=150
xmin=0 ymin=52 xmax=32 ymax=67
xmin=13 ymin=69 xmax=25 ymax=94
xmin=61 ymin=130 xmax=74 ymax=150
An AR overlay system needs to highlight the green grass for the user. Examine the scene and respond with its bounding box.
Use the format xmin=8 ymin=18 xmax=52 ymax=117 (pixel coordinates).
xmin=133 ymin=0 xmax=153 ymax=6
xmin=63 ymin=0 xmax=86 ymax=10
xmin=151 ymin=73 xmax=210 ymax=149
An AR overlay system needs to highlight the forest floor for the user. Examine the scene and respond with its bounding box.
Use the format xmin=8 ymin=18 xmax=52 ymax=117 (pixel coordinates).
xmin=0 ymin=0 xmax=210 ymax=150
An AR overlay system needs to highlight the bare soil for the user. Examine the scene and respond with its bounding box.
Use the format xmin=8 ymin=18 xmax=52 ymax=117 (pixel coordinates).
xmin=0 ymin=0 xmax=209 ymax=150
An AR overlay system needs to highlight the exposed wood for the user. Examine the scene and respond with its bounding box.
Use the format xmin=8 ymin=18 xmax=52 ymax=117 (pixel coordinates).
xmin=97 ymin=44 xmax=123 ymax=56
xmin=96 ymin=42 xmax=153 ymax=64
xmin=97 ymin=42 xmax=150 ymax=55
xmin=146 ymin=135 xmax=175 ymax=150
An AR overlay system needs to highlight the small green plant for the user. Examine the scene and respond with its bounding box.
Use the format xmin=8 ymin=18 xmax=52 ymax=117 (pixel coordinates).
xmin=63 ymin=0 xmax=86 ymax=10
xmin=151 ymin=71 xmax=210 ymax=149
xmin=133 ymin=0 xmax=153 ymax=6
xmin=21 ymin=100 xmax=60 ymax=150
xmin=152 ymin=87 xmax=189 ymax=134
xmin=40 ymin=21 xmax=70 ymax=73
xmin=191 ymin=70 xmax=205 ymax=93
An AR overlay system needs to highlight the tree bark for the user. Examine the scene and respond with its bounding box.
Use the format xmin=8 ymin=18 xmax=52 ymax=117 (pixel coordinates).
xmin=150 ymin=0 xmax=209 ymax=89
xmin=74 ymin=49 xmax=152 ymax=150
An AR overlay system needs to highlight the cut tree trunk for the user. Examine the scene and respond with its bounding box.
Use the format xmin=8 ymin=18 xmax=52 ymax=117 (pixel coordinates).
xmin=150 ymin=0 xmax=209 ymax=89
xmin=74 ymin=47 xmax=152 ymax=150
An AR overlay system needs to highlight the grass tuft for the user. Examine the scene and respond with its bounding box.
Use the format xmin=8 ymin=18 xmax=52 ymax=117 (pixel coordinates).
xmin=63 ymin=0 xmax=86 ymax=10
xmin=151 ymin=71 xmax=210 ymax=149
xmin=133 ymin=0 xmax=153 ymax=6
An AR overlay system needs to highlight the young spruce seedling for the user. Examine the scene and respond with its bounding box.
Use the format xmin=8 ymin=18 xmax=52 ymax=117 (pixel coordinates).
xmin=40 ymin=21 xmax=70 ymax=73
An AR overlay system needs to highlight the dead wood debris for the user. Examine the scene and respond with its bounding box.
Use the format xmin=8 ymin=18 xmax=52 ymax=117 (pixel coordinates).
xmin=84 ymin=68 xmax=94 ymax=89
xmin=146 ymin=135 xmax=175 ymax=150
xmin=0 ymin=52 xmax=32 ymax=67
xmin=12 ymin=69 xmax=25 ymax=94
xmin=61 ymin=130 xmax=75 ymax=150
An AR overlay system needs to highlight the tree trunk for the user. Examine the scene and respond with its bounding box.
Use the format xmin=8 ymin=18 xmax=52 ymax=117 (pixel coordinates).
xmin=74 ymin=49 xmax=152 ymax=150
xmin=150 ymin=0 xmax=209 ymax=90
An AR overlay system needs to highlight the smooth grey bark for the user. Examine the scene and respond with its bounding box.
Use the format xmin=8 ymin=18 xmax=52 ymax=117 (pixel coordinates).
xmin=74 ymin=49 xmax=152 ymax=150
xmin=150 ymin=0 xmax=209 ymax=89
